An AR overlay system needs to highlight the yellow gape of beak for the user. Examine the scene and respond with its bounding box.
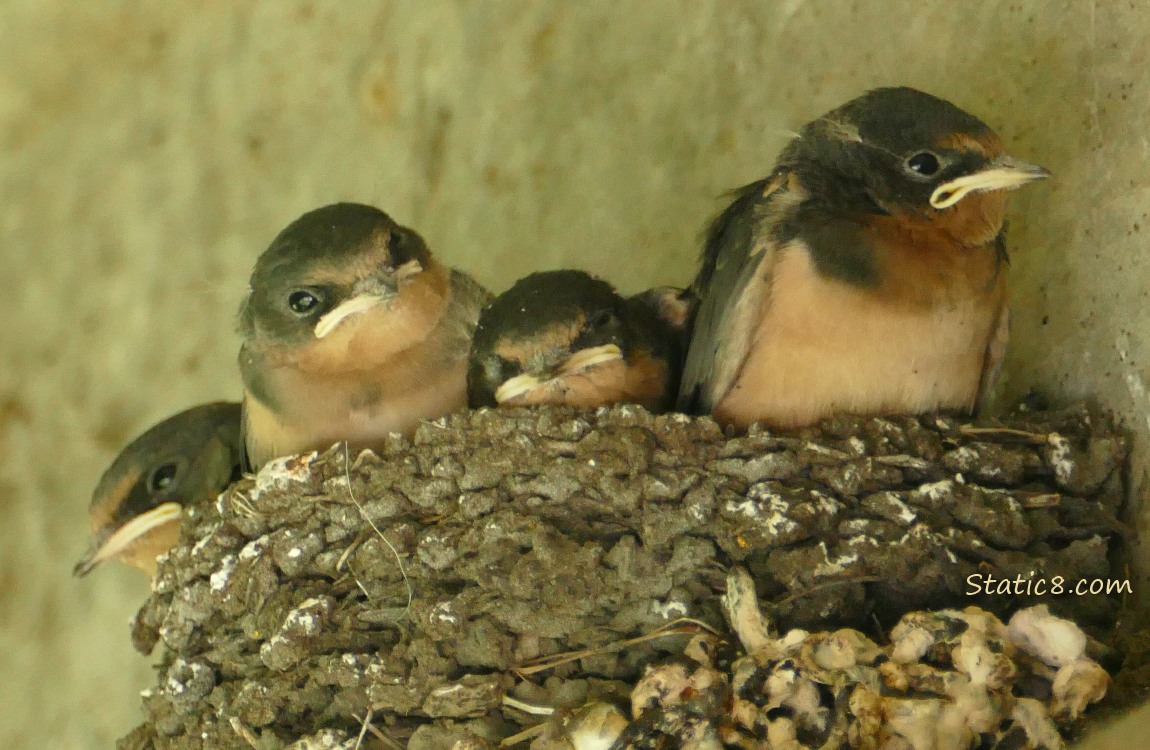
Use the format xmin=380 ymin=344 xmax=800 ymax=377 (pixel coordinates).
xmin=930 ymin=155 xmax=1051 ymax=209
xmin=493 ymin=344 xmax=624 ymax=404
xmin=72 ymin=501 xmax=183 ymax=576
xmin=313 ymin=295 xmax=387 ymax=339
xmin=312 ymin=261 xmax=423 ymax=339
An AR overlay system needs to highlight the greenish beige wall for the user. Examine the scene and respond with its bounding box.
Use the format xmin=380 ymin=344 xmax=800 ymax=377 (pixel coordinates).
xmin=2 ymin=2 xmax=1145 ymax=747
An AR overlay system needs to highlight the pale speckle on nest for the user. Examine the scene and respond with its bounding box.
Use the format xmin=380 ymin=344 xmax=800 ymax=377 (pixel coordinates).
xmin=250 ymin=451 xmax=319 ymax=500
xmin=208 ymin=554 xmax=235 ymax=592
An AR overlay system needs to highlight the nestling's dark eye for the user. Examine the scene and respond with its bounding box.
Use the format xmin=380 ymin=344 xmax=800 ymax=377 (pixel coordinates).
xmin=590 ymin=309 xmax=617 ymax=329
xmin=906 ymin=151 xmax=941 ymax=176
xmin=148 ymin=463 xmax=178 ymax=493
xmin=288 ymin=290 xmax=319 ymax=314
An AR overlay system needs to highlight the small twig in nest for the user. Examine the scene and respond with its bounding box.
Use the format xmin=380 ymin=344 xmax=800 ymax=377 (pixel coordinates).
xmin=502 ymin=696 xmax=556 ymax=716
xmin=227 ymin=717 xmax=261 ymax=750
xmin=336 ymin=536 xmax=364 ymax=572
xmin=499 ymin=722 xmax=549 ymax=747
xmin=353 ymin=708 xmax=372 ymax=750
xmin=958 ymin=425 xmax=1050 ymax=444
xmin=1019 ymin=493 xmax=1061 ymax=509
xmin=229 ymin=494 xmax=260 ymax=519
xmin=514 ymin=618 xmax=720 ymax=677
xmin=342 ymin=443 xmax=413 ymax=615
xmin=773 ymin=576 xmax=882 ymax=610
xmin=352 ymin=711 xmax=403 ymax=750
xmin=871 ymin=454 xmax=931 ymax=470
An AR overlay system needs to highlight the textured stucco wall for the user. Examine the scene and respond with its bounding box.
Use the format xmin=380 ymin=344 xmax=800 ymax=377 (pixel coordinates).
xmin=2 ymin=2 xmax=1146 ymax=747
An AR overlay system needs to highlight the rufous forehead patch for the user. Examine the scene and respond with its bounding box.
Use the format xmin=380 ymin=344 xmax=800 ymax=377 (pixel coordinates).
xmin=501 ymin=358 xmax=628 ymax=408
xmin=91 ymin=466 xmax=143 ymax=532
xmin=936 ymin=130 xmax=1005 ymax=158
xmin=492 ymin=315 xmax=584 ymax=366
xmin=308 ymin=230 xmax=398 ymax=286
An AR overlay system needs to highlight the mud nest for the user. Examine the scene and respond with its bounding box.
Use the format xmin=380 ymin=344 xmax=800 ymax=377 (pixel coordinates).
xmin=119 ymin=403 xmax=1133 ymax=749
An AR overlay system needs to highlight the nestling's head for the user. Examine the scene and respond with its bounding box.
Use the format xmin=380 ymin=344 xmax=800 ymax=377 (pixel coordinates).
xmin=468 ymin=270 xmax=690 ymax=411
xmin=780 ymin=87 xmax=1049 ymax=243
xmin=74 ymin=401 xmax=242 ymax=577
xmin=239 ymin=203 xmax=448 ymax=370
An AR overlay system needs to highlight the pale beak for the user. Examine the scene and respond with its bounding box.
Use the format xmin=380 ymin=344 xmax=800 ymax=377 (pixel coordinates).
xmin=313 ymin=294 xmax=387 ymax=339
xmin=312 ymin=260 xmax=423 ymax=339
xmin=493 ymin=344 xmax=624 ymax=404
xmin=72 ymin=501 xmax=183 ymax=577
xmin=395 ymin=259 xmax=423 ymax=282
xmin=930 ymin=155 xmax=1051 ymax=209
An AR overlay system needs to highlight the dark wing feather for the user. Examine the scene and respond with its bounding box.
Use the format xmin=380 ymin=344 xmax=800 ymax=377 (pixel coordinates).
xmin=237 ymin=346 xmax=265 ymax=473
xmin=677 ymin=174 xmax=788 ymax=414
xmin=974 ymin=304 xmax=1009 ymax=414
xmin=445 ymin=269 xmax=494 ymax=352
xmin=239 ymin=399 xmax=256 ymax=473
xmin=973 ymin=229 xmax=1010 ymax=415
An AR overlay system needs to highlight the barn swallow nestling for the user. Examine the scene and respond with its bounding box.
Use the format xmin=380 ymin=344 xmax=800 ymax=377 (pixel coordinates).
xmin=238 ymin=203 xmax=492 ymax=469
xmin=467 ymin=270 xmax=693 ymax=412
xmin=678 ymin=86 xmax=1050 ymax=430
xmin=74 ymin=401 xmax=243 ymax=577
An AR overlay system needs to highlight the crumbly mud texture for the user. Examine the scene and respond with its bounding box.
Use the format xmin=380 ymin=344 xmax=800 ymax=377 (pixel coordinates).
xmin=120 ymin=403 xmax=1135 ymax=749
